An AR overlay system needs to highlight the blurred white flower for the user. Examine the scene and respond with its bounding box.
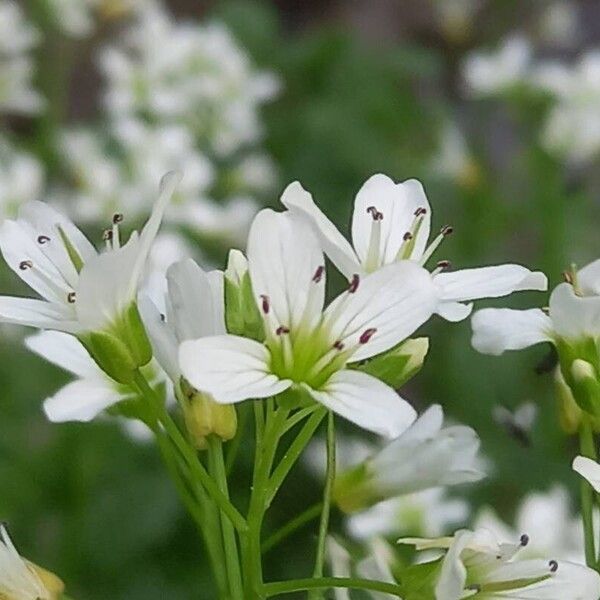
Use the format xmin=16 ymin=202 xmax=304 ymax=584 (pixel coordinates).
xmin=0 ymin=142 xmax=44 ymax=220
xmin=463 ymin=35 xmax=532 ymax=97
xmin=333 ymin=405 xmax=484 ymax=512
xmin=328 ymin=536 xmax=396 ymax=600
xmin=430 ymin=122 xmax=479 ymax=188
xmin=0 ymin=1 xmax=43 ymax=114
xmin=0 ymin=523 xmax=64 ymax=600
xmin=347 ymin=489 xmax=469 ymax=541
xmin=475 ymin=486 xmax=585 ymax=562
xmin=100 ymin=2 xmax=280 ymax=155
xmin=282 ymin=175 xmax=546 ymax=323
xmin=25 ymin=329 xmax=161 ymax=422
xmin=534 ymin=51 xmax=600 ymax=165
xmin=402 ymin=528 xmax=600 ymax=600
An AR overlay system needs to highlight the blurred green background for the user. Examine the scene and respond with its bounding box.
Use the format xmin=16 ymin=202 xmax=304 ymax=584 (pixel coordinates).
xmin=2 ymin=0 xmax=599 ymax=597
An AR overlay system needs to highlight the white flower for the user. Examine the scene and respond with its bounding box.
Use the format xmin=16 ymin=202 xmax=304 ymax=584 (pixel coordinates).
xmin=538 ymin=1 xmax=579 ymax=47
xmin=462 ymin=35 xmax=532 ymax=97
xmin=179 ymin=208 xmax=441 ymax=437
xmin=347 ymin=489 xmax=469 ymax=541
xmin=25 ymin=330 xmax=149 ymax=422
xmin=281 ymin=175 xmax=546 ymax=322
xmin=470 ymin=258 xmax=600 ymax=357
xmin=573 ymin=455 xmax=600 ymax=493
xmin=0 ymin=171 xmax=180 ymax=335
xmin=328 ymin=536 xmax=396 ymax=600
xmin=333 ymin=405 xmax=484 ymax=512
xmin=0 ymin=1 xmax=43 ymax=114
xmin=533 ymin=51 xmax=600 ymax=165
xmin=140 ymin=258 xmax=224 ymax=383
xmin=402 ymin=528 xmax=600 ymax=600
xmin=99 ymin=4 xmax=279 ymax=155
xmin=474 ymin=486 xmax=585 ymax=562
xmin=0 ymin=142 xmax=44 ymax=220
xmin=0 ymin=524 xmax=64 ymax=600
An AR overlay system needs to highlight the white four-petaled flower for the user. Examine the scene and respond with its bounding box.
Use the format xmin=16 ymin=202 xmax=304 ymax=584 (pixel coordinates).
xmin=282 ymin=174 xmax=546 ymax=322
xmin=179 ymin=208 xmax=440 ymax=437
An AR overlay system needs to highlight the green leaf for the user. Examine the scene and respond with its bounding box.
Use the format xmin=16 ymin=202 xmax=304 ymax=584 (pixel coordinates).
xmin=353 ymin=337 xmax=429 ymax=388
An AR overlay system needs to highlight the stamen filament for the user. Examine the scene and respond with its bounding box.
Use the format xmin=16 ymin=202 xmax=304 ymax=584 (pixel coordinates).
xmin=419 ymin=225 xmax=453 ymax=267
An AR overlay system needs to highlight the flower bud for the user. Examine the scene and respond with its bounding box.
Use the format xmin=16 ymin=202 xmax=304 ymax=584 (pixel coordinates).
xmin=179 ymin=379 xmax=237 ymax=449
xmin=29 ymin=563 xmax=65 ymax=599
xmin=569 ymin=359 xmax=600 ymax=418
xmin=555 ymin=368 xmax=582 ymax=434
xmin=224 ymin=249 xmax=264 ymax=341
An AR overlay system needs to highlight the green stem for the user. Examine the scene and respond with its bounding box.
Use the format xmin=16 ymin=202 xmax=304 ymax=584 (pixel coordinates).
xmin=266 ymin=408 xmax=326 ymax=506
xmin=156 ymin=430 xmax=228 ymax=597
xmin=310 ymin=412 xmax=336 ymax=600
xmin=226 ymin=403 xmax=249 ymax=475
xmin=261 ymin=502 xmax=323 ymax=554
xmin=132 ymin=370 xmax=248 ymax=533
xmin=242 ymin=405 xmax=289 ymax=598
xmin=262 ymin=577 xmax=403 ymax=597
xmin=209 ymin=436 xmax=244 ymax=600
xmin=579 ymin=418 xmax=597 ymax=569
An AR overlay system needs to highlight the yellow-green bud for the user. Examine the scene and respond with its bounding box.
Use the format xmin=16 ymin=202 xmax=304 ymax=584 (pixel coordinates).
xmin=179 ymin=379 xmax=237 ymax=449
xmin=569 ymin=358 xmax=600 ymax=418
xmin=29 ymin=561 xmax=65 ymax=599
xmin=555 ymin=368 xmax=582 ymax=434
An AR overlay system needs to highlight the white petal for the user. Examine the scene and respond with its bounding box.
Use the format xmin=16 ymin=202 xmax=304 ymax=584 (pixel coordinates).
xmin=128 ymin=171 xmax=182 ymax=297
xmin=471 ymin=308 xmax=553 ymax=355
xmin=76 ymin=234 xmax=140 ymax=330
xmin=436 ymin=530 xmax=472 ymax=600
xmin=18 ymin=201 xmax=96 ymax=287
xmin=166 ymin=259 xmax=225 ymax=341
xmin=323 ymin=261 xmax=438 ymax=362
xmin=0 ymin=219 xmax=72 ymax=304
xmin=304 ymin=370 xmax=416 ymax=438
xmin=435 ymin=265 xmax=547 ymax=303
xmin=578 ymin=258 xmax=600 ymax=296
xmin=248 ymin=209 xmax=325 ymax=333
xmin=179 ymin=335 xmax=291 ymax=404
xmin=436 ymin=301 xmax=473 ymax=322
xmin=281 ymin=181 xmax=360 ymax=279
xmin=43 ymin=378 xmax=122 ymax=422
xmin=549 ymin=282 xmax=600 ymax=339
xmin=138 ymin=294 xmax=180 ymax=381
xmin=352 ymin=175 xmax=431 ymax=264
xmin=0 ymin=296 xmax=80 ymax=332
xmin=25 ymin=330 xmax=100 ymax=378
xmin=573 ymin=456 xmax=600 ymax=493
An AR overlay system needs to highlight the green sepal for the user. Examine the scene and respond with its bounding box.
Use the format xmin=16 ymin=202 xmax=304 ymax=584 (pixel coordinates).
xmin=114 ymin=303 xmax=153 ymax=368
xmin=352 ymin=337 xmax=429 ymax=388
xmin=276 ymin=385 xmax=314 ymax=410
xmin=106 ymin=380 xmax=166 ymax=428
xmin=569 ymin=359 xmax=600 ymax=418
xmin=224 ymin=271 xmax=264 ymax=341
xmin=81 ymin=330 xmax=138 ymax=384
xmin=397 ymin=558 xmax=441 ymax=600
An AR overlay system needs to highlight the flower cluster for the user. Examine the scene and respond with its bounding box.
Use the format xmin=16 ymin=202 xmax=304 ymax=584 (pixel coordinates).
xmin=0 ymin=1 xmax=43 ymax=114
xmin=1 ymin=170 xmax=598 ymax=599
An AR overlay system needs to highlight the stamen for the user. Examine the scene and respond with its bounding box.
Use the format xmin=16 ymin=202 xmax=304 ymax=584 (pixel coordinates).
xmin=276 ymin=326 xmax=290 ymax=335
xmin=520 ymin=533 xmax=529 ymax=547
xmin=348 ymin=274 xmax=360 ymax=293
xmin=111 ymin=214 xmax=123 ymax=249
xmin=67 ymin=292 xmax=76 ymax=303
xmin=333 ymin=340 xmax=344 ymax=350
xmin=359 ymin=328 xmax=377 ymax=344
xmin=564 ymin=264 xmax=582 ymax=296
xmin=19 ymin=260 xmax=33 ymax=270
xmin=366 ymin=206 xmax=383 ymax=221
xmin=432 ymin=260 xmax=451 ymax=275
xmin=549 ymin=560 xmax=558 ymax=573
xmin=160 ymin=313 xmax=166 ymax=322
xmin=37 ymin=235 xmax=50 ymax=244
xmin=466 ymin=584 xmax=481 ymax=592
xmin=396 ymin=208 xmax=428 ymax=260
xmin=112 ymin=213 xmax=124 ymax=224
xmin=312 ymin=265 xmax=325 ymax=283
xmin=419 ymin=224 xmax=454 ymax=267
xmin=260 ymin=294 xmax=270 ymax=314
